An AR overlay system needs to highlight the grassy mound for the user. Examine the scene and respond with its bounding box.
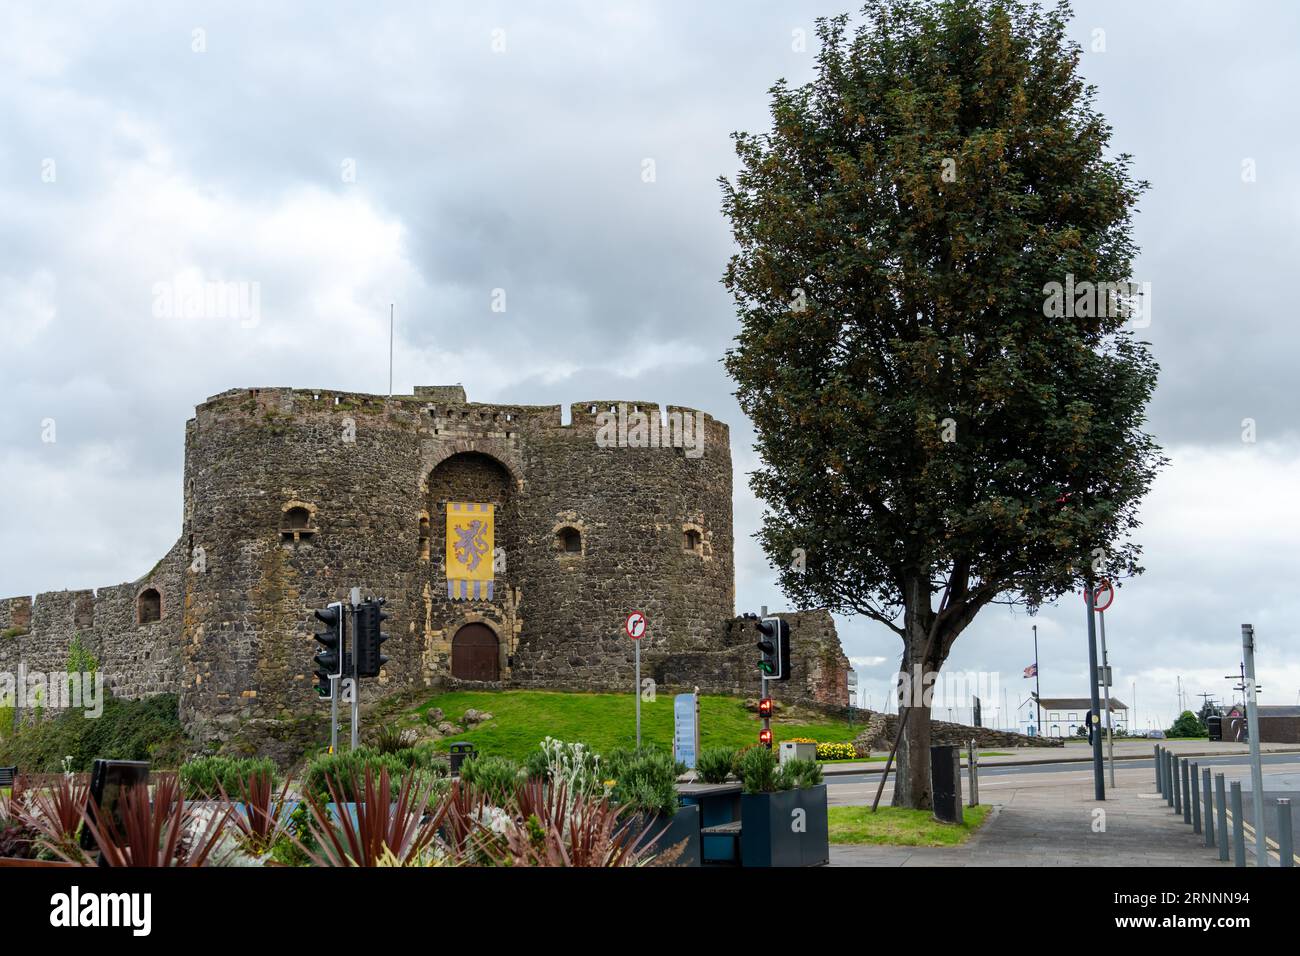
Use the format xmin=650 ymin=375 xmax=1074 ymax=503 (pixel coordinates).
xmin=408 ymin=689 xmax=861 ymax=763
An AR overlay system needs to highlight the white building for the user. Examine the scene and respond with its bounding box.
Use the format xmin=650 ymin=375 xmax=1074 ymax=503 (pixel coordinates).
xmin=1018 ymin=696 xmax=1129 ymax=738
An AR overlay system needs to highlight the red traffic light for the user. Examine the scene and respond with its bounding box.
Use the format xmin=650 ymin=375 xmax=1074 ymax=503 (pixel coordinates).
xmin=758 ymin=728 xmax=773 ymax=746
xmin=758 ymin=698 xmax=773 ymax=718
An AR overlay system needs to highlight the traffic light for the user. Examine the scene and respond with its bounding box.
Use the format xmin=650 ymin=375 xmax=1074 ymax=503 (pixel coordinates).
xmin=355 ymin=598 xmax=389 ymax=678
xmin=758 ymin=698 xmax=773 ymax=719
xmin=759 ymin=727 xmax=772 ymax=747
xmin=755 ymin=616 xmax=791 ymax=681
xmin=312 ymin=602 xmax=344 ymax=699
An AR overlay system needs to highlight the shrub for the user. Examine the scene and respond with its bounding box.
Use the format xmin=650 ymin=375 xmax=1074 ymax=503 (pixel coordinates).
xmin=458 ymin=755 xmax=524 ymax=805
xmin=304 ymin=748 xmax=411 ymax=802
xmin=695 ymin=747 xmax=737 ymax=784
xmin=537 ymin=738 xmax=605 ymax=797
xmin=737 ymin=746 xmax=783 ymax=794
xmin=816 ymin=742 xmax=856 ymax=761
xmin=603 ymin=746 xmax=681 ymax=817
xmin=778 ymin=758 xmax=823 ymax=789
xmin=0 ymin=693 xmax=187 ymax=772
xmin=523 ymin=746 xmax=551 ymax=781
xmin=373 ymin=725 xmax=419 ymax=755
xmin=1167 ymin=711 xmax=1207 ymax=738
xmin=179 ymin=756 xmax=277 ymax=799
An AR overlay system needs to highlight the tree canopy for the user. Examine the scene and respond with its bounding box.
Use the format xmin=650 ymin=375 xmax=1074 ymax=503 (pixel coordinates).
xmin=723 ymin=0 xmax=1163 ymax=656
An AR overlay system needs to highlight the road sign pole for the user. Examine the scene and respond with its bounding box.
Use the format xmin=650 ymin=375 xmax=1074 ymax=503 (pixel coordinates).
xmin=1242 ymin=623 xmax=1266 ymax=865
xmin=1098 ymin=609 xmax=1116 ymax=788
xmin=625 ymin=611 xmax=646 ymax=749
xmin=1085 ymin=585 xmax=1105 ymax=801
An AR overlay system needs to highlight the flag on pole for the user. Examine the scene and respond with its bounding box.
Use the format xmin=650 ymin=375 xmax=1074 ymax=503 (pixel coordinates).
xmin=1023 ymin=663 xmax=1038 ymax=678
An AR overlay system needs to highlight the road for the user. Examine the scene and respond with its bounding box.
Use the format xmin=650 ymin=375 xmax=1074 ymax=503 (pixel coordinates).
xmin=826 ymin=753 xmax=1300 ymax=807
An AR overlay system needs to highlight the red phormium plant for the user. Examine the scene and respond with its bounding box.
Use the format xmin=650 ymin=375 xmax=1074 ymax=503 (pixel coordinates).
xmin=21 ymin=774 xmax=91 ymax=862
xmin=488 ymin=778 xmax=664 ymax=867
xmin=302 ymin=766 xmax=448 ymax=867
xmin=57 ymin=772 xmax=233 ymax=867
xmin=219 ymin=770 xmax=293 ymax=857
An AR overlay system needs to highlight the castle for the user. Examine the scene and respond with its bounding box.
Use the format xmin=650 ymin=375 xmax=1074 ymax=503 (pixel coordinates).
xmin=0 ymin=385 xmax=849 ymax=754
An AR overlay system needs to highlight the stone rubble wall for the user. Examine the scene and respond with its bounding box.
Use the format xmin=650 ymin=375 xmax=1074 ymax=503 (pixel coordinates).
xmin=852 ymin=710 xmax=1063 ymax=755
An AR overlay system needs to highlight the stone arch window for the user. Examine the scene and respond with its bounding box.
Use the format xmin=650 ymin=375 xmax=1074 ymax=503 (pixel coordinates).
xmin=137 ymin=588 xmax=161 ymax=624
xmin=280 ymin=504 xmax=316 ymax=544
xmin=557 ymin=527 xmax=583 ymax=554
xmin=682 ymin=522 xmax=705 ymax=557
xmin=419 ymin=513 xmax=431 ymax=561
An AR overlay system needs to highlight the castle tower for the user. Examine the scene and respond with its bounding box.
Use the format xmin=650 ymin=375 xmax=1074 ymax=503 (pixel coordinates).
xmin=178 ymin=386 xmax=735 ymax=742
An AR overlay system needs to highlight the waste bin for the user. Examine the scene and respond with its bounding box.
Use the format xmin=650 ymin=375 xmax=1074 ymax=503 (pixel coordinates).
xmin=930 ymin=745 xmax=963 ymax=824
xmin=448 ymin=742 xmax=476 ymax=775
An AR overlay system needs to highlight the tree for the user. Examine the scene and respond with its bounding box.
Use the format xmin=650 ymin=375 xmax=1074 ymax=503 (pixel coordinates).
xmin=721 ymin=0 xmax=1164 ymax=808
xmin=1168 ymin=711 xmax=1207 ymax=739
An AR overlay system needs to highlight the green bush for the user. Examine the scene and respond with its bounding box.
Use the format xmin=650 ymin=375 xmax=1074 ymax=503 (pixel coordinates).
xmin=179 ymin=756 xmax=277 ymax=798
xmin=737 ymin=746 xmax=783 ymax=794
xmin=372 ymin=725 xmax=418 ymax=755
xmin=458 ymin=755 xmax=524 ymax=804
xmin=777 ymin=758 xmax=823 ymax=790
xmin=603 ymin=746 xmax=681 ymax=817
xmin=304 ymin=748 xmax=413 ymax=801
xmin=522 ymin=746 xmax=551 ymax=781
xmin=1167 ymin=710 xmax=1207 ymax=738
xmin=695 ymin=747 xmax=737 ymax=784
xmin=0 ymin=693 xmax=187 ymax=772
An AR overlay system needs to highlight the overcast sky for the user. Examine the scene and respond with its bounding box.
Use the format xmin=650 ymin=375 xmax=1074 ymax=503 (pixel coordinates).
xmin=2 ymin=1 xmax=1298 ymax=733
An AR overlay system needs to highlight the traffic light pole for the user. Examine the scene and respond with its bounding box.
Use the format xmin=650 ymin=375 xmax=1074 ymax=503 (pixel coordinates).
xmin=350 ymin=587 xmax=361 ymax=751
xmin=330 ymin=673 xmax=339 ymax=753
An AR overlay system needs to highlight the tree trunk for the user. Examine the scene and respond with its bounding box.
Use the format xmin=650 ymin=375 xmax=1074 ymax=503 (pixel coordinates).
xmin=891 ymin=609 xmax=944 ymax=810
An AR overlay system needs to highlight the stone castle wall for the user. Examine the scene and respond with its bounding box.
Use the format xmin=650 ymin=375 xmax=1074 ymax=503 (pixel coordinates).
xmin=3 ymin=384 xmax=849 ymax=749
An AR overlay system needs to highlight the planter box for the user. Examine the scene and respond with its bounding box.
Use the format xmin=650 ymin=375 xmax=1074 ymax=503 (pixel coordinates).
xmin=779 ymin=742 xmax=817 ymax=764
xmin=626 ymin=804 xmax=701 ymax=867
xmin=740 ymin=784 xmax=829 ymax=867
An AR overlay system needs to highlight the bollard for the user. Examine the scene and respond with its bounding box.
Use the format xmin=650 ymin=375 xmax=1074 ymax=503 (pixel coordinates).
xmin=1203 ymin=767 xmax=1214 ymax=848
xmin=1155 ymin=745 xmax=1163 ymax=793
xmin=1173 ymin=756 xmax=1181 ymax=813
xmin=1279 ymin=799 xmax=1294 ymax=868
xmin=1231 ymin=781 xmax=1246 ymax=867
xmin=1166 ymin=751 xmax=1175 ymax=806
xmin=1190 ymin=762 xmax=1201 ymax=834
xmin=1182 ymin=760 xmax=1192 ymax=825
xmin=1216 ymin=774 xmax=1229 ymax=862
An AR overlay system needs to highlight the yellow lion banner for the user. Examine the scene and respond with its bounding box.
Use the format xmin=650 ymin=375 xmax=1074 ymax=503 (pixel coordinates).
xmin=445 ymin=501 xmax=494 ymax=600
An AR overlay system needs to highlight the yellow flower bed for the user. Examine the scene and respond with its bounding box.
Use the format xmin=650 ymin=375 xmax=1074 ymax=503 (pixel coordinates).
xmin=816 ymin=742 xmax=857 ymax=760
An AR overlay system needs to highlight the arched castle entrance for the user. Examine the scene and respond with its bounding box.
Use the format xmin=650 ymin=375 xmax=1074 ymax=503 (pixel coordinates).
xmin=451 ymin=622 xmax=500 ymax=681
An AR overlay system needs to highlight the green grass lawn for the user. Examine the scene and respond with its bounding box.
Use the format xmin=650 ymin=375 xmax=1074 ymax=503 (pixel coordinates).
xmin=406 ymin=689 xmax=860 ymax=763
xmin=828 ymin=804 xmax=992 ymax=846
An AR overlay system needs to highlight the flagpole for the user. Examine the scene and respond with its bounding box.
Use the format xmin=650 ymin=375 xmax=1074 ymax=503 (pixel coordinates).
xmin=1033 ymin=624 xmax=1043 ymax=734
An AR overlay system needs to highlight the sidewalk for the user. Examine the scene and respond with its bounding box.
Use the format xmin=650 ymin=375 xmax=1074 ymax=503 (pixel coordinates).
xmin=822 ymin=739 xmax=1300 ymax=776
xmin=830 ymin=765 xmax=1236 ymax=867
